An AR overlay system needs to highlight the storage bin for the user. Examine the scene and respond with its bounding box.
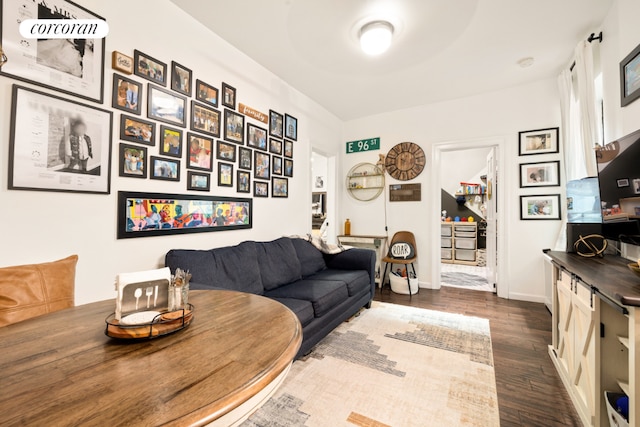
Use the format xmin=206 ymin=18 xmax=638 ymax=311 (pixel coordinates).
xmin=441 ymin=248 xmax=452 ymax=259
xmin=441 ymin=237 xmax=452 ymax=248
xmin=390 ymin=273 xmax=419 ymax=295
xmin=441 ymin=224 xmax=452 ymax=237
xmin=605 ymin=391 xmax=629 ymax=427
xmin=454 ymin=225 xmax=476 ymax=232
xmin=455 ymin=238 xmax=476 ymax=250
xmin=454 ymin=231 xmax=476 ymax=238
xmin=455 ymin=249 xmax=476 ymax=261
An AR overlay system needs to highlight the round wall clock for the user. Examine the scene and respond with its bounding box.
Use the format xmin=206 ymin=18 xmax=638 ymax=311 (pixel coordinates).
xmin=384 ymin=142 xmax=426 ymax=181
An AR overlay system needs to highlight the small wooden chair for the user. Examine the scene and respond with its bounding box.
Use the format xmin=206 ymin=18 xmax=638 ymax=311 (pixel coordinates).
xmin=382 ymin=231 xmax=417 ymax=296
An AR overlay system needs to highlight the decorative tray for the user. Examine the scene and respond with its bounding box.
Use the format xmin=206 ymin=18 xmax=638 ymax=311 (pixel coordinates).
xmin=104 ymin=304 xmax=194 ymax=340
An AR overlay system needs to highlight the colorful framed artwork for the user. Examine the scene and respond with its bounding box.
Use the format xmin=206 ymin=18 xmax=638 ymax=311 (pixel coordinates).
xmin=620 ymin=41 xmax=640 ymax=107
xmin=112 ymin=73 xmax=142 ymax=115
xmin=117 ymin=191 xmax=252 ymax=239
xmin=196 ymin=80 xmax=218 ymax=107
xmin=218 ymin=162 xmax=233 ymax=187
xmin=284 ymin=139 xmax=293 ymax=158
xmin=148 ymin=84 xmax=187 ymax=127
xmin=171 ymin=61 xmax=192 ymax=97
xmin=187 ymin=171 xmax=210 ymax=192
xmin=217 ymin=140 xmax=237 ymax=162
xmin=222 ymin=82 xmax=236 ymax=109
xmin=285 ymin=114 xmax=298 ymax=141
xmin=186 ymin=132 xmax=213 ymax=172
xmin=120 ymin=115 xmax=155 ymax=146
xmin=520 ymin=194 xmax=561 ymax=220
xmin=224 ymin=109 xmax=245 ymax=144
xmin=284 ymin=158 xmax=294 ymax=177
xmin=254 ymin=181 xmax=269 ymax=198
xmin=133 ymin=50 xmax=167 ymax=86
xmin=272 ymin=156 xmax=283 ymax=175
xmin=239 ymin=147 xmax=252 ymax=171
xmin=159 ymin=126 xmax=183 ymax=158
xmin=0 ymin=0 xmax=106 ymax=103
xmin=269 ymin=110 xmax=283 ymax=138
xmin=9 ymin=85 xmax=113 ymax=194
xmin=150 ymin=156 xmax=180 ymax=181
xmin=519 ymin=161 xmax=560 ymax=188
xmin=272 ymin=177 xmax=289 ymax=198
xmin=269 ymin=138 xmax=283 ymax=155
xmin=518 ymin=127 xmax=559 ymax=156
xmin=237 ymin=170 xmax=250 ymax=193
xmin=119 ymin=143 xmax=147 ymax=179
xmin=254 ymin=151 xmax=271 ymax=180
xmin=112 ymin=51 xmax=134 ymax=74
xmin=191 ymin=101 xmax=220 ymax=137
xmin=247 ymin=123 xmax=268 ymax=151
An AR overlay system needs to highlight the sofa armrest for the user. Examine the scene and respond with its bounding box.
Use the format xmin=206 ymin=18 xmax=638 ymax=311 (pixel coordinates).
xmin=324 ymin=248 xmax=376 ymax=296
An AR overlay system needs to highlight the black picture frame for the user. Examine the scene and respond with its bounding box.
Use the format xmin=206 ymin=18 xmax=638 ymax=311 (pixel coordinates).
xmin=117 ymin=191 xmax=253 ymax=239
xmin=239 ymin=147 xmax=253 ymax=171
xmin=112 ymin=73 xmax=142 ymax=115
xmin=284 ymin=140 xmax=294 ymax=158
xmin=269 ymin=138 xmax=283 ymax=155
xmin=191 ymin=101 xmax=221 ymax=137
xmin=269 ymin=110 xmax=284 ymax=138
xmin=218 ymin=162 xmax=234 ymax=187
xmin=620 ymin=41 xmax=640 ymax=107
xmin=237 ymin=170 xmax=251 ymax=193
xmin=272 ymin=156 xmax=283 ymax=175
xmin=247 ymin=123 xmax=268 ymax=151
xmin=222 ymin=82 xmax=236 ymax=109
xmin=187 ymin=171 xmax=211 ymax=192
xmin=186 ymin=132 xmax=214 ymax=172
xmin=150 ymin=156 xmax=180 ymax=181
xmin=148 ymin=84 xmax=187 ymax=127
xmin=171 ymin=61 xmax=192 ymax=97
xmin=217 ymin=140 xmax=237 ymax=162
xmin=196 ymin=79 xmax=219 ymax=107
xmin=272 ymin=177 xmax=289 ymax=198
xmin=284 ymin=158 xmax=294 ymax=177
xmin=254 ymin=151 xmax=271 ymax=180
xmin=520 ymin=194 xmax=562 ymax=220
xmin=119 ymin=143 xmax=147 ymax=179
xmin=120 ymin=114 xmax=155 ymax=146
xmin=254 ymin=181 xmax=269 ymax=198
xmin=519 ymin=161 xmax=561 ymax=188
xmin=159 ymin=126 xmax=183 ymax=158
xmin=518 ymin=127 xmax=559 ymax=156
xmin=133 ymin=50 xmax=167 ymax=86
xmin=224 ymin=109 xmax=245 ymax=144
xmin=285 ymin=114 xmax=298 ymax=141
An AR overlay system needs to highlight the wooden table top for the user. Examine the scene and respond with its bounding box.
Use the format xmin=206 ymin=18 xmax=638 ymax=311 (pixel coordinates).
xmin=0 ymin=290 xmax=302 ymax=427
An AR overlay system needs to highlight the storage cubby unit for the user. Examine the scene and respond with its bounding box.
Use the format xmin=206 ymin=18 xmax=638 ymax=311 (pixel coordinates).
xmin=440 ymin=222 xmax=478 ymax=265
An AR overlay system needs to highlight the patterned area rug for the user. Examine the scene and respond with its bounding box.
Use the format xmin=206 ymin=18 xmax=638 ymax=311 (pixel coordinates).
xmin=242 ymin=302 xmax=499 ymax=427
xmin=440 ymin=272 xmax=490 ymax=289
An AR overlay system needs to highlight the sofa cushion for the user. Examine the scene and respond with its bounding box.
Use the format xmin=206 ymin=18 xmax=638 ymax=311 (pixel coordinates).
xmin=256 ymin=238 xmax=302 ymax=290
xmin=265 ymin=279 xmax=348 ymax=318
xmin=269 ymin=297 xmax=314 ymax=327
xmin=290 ymin=238 xmax=326 ymax=277
xmin=309 ymin=269 xmax=370 ymax=297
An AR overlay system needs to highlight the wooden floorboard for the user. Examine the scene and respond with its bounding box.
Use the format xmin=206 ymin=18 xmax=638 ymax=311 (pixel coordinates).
xmin=374 ymin=286 xmax=582 ymax=426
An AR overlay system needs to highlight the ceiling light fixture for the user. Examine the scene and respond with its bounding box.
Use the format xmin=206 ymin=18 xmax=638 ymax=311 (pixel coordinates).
xmin=359 ymin=21 xmax=394 ymax=56
xmin=517 ymin=57 xmax=535 ymax=68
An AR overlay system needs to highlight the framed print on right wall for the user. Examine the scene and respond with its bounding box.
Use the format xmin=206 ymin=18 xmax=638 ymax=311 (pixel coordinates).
xmin=520 ymin=194 xmax=561 ymax=220
xmin=519 ymin=161 xmax=560 ymax=188
xmin=518 ymin=127 xmax=559 ymax=156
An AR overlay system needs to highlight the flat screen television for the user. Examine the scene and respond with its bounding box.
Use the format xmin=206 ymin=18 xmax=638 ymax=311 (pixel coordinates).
xmin=596 ymin=128 xmax=640 ymax=246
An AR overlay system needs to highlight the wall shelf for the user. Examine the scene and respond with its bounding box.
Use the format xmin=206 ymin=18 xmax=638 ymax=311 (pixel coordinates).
xmin=346 ymin=163 xmax=385 ymax=201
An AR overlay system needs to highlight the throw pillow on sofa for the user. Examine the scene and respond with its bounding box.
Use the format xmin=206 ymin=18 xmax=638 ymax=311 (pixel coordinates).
xmin=290 ymin=238 xmax=327 ymax=277
xmin=256 ymin=237 xmax=302 ymax=290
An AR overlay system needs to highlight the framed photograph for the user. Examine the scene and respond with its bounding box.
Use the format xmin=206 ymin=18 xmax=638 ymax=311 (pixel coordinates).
xmin=9 ymin=85 xmax=112 ymax=194
xmin=217 ymin=140 xmax=237 ymax=162
xmin=134 ymin=50 xmax=167 ymax=86
xmin=617 ymin=178 xmax=630 ymax=188
xmin=254 ymin=151 xmax=271 ymax=180
xmin=272 ymin=177 xmax=289 ymax=198
xmin=150 ymin=156 xmax=180 ymax=181
xmin=254 ymin=181 xmax=269 ymax=198
xmin=0 ymin=0 xmax=106 ymax=103
xmin=117 ymin=191 xmax=252 ymax=239
xmin=112 ymin=73 xmax=142 ymax=115
xmin=159 ymin=126 xmax=183 ymax=158
xmin=187 ymin=171 xmax=210 ymax=192
xmin=269 ymin=138 xmax=283 ymax=155
xmin=519 ymin=161 xmax=560 ymax=188
xmin=620 ymin=42 xmax=640 ymax=107
xmin=171 ymin=61 xmax=192 ymax=97
xmin=148 ymin=84 xmax=187 ymax=127
xmin=269 ymin=110 xmax=284 ymax=138
xmin=284 ymin=158 xmax=294 ymax=177
xmin=285 ymin=114 xmax=298 ymax=141
xmin=634 ymin=179 xmax=640 ymax=195
xmin=272 ymin=156 xmax=283 ymax=175
xmin=222 ymin=82 xmax=236 ymax=109
xmin=237 ymin=170 xmax=250 ymax=193
xmin=191 ymin=101 xmax=221 ymax=137
xmin=520 ymin=194 xmax=561 ymax=220
xmin=224 ymin=109 xmax=245 ymax=144
xmin=247 ymin=123 xmax=268 ymax=151
xmin=218 ymin=162 xmax=234 ymax=187
xmin=284 ymin=139 xmax=293 ymax=158
xmin=196 ymin=80 xmax=218 ymax=107
xmin=119 ymin=143 xmax=147 ymax=179
xmin=518 ymin=127 xmax=559 ymax=156
xmin=120 ymin=115 xmax=155 ymax=146
xmin=239 ymin=147 xmax=252 ymax=171
xmin=112 ymin=51 xmax=134 ymax=74
xmin=186 ymin=133 xmax=213 ymax=171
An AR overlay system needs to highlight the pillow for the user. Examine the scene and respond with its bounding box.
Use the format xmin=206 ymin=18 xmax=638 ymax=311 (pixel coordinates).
xmin=290 ymin=238 xmax=326 ymax=277
xmin=256 ymin=238 xmax=302 ymax=290
xmin=0 ymin=255 xmax=77 ymax=327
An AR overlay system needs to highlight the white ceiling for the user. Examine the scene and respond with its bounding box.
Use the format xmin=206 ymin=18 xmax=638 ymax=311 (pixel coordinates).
xmin=171 ymin=0 xmax=612 ymax=121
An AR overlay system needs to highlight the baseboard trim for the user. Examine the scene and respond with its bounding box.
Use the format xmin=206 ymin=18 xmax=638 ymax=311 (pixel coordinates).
xmin=508 ymin=292 xmax=545 ymax=303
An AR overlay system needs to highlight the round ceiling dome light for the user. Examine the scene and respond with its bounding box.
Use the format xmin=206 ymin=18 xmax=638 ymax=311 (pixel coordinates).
xmin=359 ymin=21 xmax=394 ymax=56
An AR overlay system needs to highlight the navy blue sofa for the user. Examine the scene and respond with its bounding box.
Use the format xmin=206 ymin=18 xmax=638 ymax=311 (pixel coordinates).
xmin=165 ymin=237 xmax=375 ymax=357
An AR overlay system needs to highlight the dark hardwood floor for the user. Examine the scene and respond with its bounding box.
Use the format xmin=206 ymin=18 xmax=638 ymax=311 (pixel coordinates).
xmin=374 ymin=286 xmax=582 ymax=426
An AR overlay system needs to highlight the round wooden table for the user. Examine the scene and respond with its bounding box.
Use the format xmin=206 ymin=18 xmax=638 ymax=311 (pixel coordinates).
xmin=0 ymin=290 xmax=302 ymax=426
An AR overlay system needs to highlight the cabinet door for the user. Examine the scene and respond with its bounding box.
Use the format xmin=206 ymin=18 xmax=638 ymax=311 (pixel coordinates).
xmin=556 ymin=271 xmax=574 ymax=379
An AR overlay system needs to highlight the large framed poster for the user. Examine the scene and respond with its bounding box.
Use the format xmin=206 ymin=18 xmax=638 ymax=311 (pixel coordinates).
xmin=8 ymin=84 xmax=113 ymax=194
xmin=0 ymin=0 xmax=106 ymax=103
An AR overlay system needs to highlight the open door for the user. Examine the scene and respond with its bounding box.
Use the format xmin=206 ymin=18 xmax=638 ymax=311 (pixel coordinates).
xmin=485 ymin=148 xmax=498 ymax=292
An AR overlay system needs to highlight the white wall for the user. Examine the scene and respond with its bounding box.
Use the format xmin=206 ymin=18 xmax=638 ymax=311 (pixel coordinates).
xmin=0 ymin=0 xmax=342 ymax=304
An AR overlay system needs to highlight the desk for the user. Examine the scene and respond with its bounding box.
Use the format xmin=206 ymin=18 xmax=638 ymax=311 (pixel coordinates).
xmin=0 ymin=290 xmax=302 ymax=427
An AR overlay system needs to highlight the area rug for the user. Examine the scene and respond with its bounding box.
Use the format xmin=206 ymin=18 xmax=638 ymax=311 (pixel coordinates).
xmin=440 ymin=272 xmax=490 ymax=290
xmin=242 ymin=302 xmax=499 ymax=427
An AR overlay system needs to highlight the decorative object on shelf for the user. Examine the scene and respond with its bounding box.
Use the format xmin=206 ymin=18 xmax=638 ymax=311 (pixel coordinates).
xmin=218 ymin=162 xmax=233 ymax=187
xmin=284 ymin=158 xmax=294 ymax=177
xmin=159 ymin=125 xmax=182 ymax=158
xmin=150 ymin=156 xmax=180 ymax=181
xmin=254 ymin=181 xmax=269 ymax=197
xmin=518 ymin=127 xmax=559 ymax=156
xmin=9 ymin=85 xmax=113 ymax=194
xmin=121 ymin=114 xmax=155 ymax=146
xmin=216 ymin=140 xmax=237 ymax=162
xmin=285 ymin=114 xmax=298 ymax=140
xmin=346 ymin=162 xmax=385 ymax=201
xmin=272 ymin=177 xmax=288 ymax=198
xmin=519 ymin=161 xmax=561 ymax=188
xmin=222 ymin=82 xmax=236 ymax=109
xmin=186 ymin=171 xmax=210 ymax=192
xmin=190 ymin=100 xmax=221 ymax=137
xmin=254 ymin=151 xmax=271 ymax=180
xmin=520 ymin=194 xmax=561 ymax=220
xmin=620 ymin=41 xmax=640 ymax=107
xmin=269 ymin=110 xmax=284 ymax=138
xmin=119 ymin=143 xmax=147 ymax=179
xmin=170 ymin=61 xmax=192 ymax=97
xmin=133 ymin=50 xmax=167 ymax=86
xmin=0 ymin=0 xmax=106 ymax=103
xmin=195 ymin=79 xmax=218 ymax=107
xmin=148 ymin=83 xmax=187 ymax=127
xmin=247 ymin=123 xmax=268 ymax=151
xmin=344 ymin=218 xmax=351 ymax=236
xmin=237 ymin=170 xmax=250 ymax=193
xmin=112 ymin=51 xmax=133 ymax=74
xmin=384 ymin=142 xmax=426 ymax=181
xmin=224 ymin=109 xmax=245 ymax=144
xmin=117 ymin=191 xmax=252 ymax=239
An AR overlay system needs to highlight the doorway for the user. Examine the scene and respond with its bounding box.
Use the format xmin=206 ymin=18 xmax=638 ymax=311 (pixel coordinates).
xmin=311 ymin=150 xmax=337 ymax=243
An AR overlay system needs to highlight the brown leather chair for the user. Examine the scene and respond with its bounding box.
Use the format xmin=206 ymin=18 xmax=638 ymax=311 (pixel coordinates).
xmin=382 ymin=231 xmax=417 ymax=296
